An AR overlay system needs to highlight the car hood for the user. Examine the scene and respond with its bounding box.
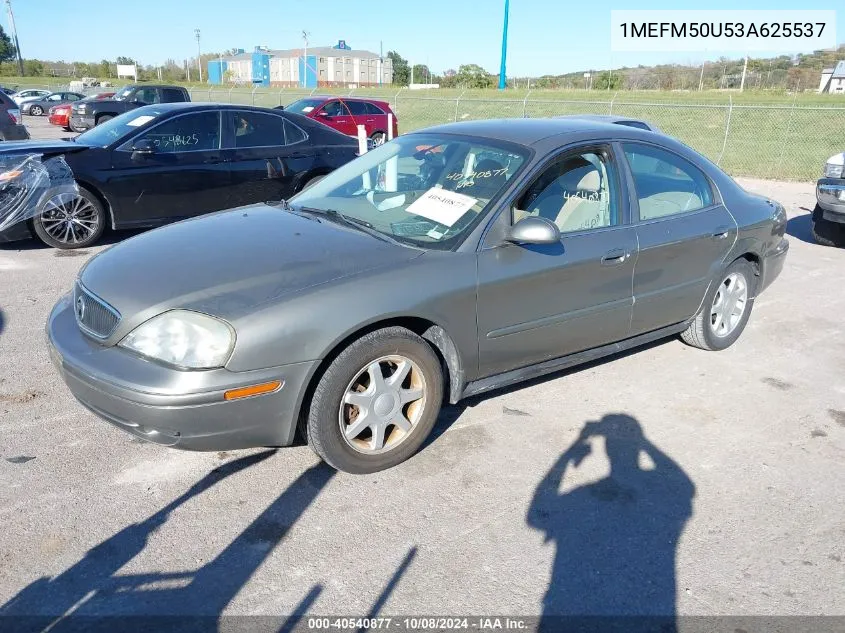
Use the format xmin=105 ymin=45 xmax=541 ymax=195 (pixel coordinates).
xmin=0 ymin=139 xmax=86 ymax=156
xmin=79 ymin=204 xmax=424 ymax=326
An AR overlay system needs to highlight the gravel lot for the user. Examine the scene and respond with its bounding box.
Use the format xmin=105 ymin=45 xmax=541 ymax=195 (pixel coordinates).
xmin=0 ymin=116 xmax=844 ymax=627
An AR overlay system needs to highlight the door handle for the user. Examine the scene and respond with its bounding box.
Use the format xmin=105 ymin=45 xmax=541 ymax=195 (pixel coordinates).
xmin=712 ymin=226 xmax=731 ymax=240
xmin=601 ymin=249 xmax=628 ymax=266
xmin=365 ymin=118 xmax=375 ymax=122
xmin=336 ymin=119 xmax=348 ymax=123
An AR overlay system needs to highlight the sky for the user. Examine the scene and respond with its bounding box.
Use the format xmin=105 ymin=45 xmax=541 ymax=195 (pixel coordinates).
xmin=4 ymin=0 xmax=843 ymax=77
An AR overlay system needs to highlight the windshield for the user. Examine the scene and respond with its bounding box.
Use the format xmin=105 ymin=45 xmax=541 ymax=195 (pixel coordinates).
xmin=74 ymin=106 xmax=167 ymax=147
xmin=290 ymin=134 xmax=528 ymax=249
xmin=285 ymin=98 xmax=325 ymax=115
xmin=113 ymin=86 xmax=134 ymax=101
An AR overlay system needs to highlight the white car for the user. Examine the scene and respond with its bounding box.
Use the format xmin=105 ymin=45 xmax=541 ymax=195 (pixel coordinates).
xmin=11 ymin=89 xmax=51 ymax=106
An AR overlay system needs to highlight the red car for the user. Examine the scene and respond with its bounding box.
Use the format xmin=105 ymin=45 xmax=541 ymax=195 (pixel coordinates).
xmin=281 ymin=96 xmax=399 ymax=146
xmin=49 ymin=92 xmax=114 ymax=131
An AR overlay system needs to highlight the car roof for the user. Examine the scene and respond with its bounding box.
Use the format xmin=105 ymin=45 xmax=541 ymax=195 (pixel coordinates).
xmin=301 ymin=95 xmax=388 ymax=104
xmin=132 ymin=102 xmax=291 ymax=114
xmin=554 ymin=114 xmax=660 ymax=132
xmin=408 ymin=117 xmax=657 ymax=147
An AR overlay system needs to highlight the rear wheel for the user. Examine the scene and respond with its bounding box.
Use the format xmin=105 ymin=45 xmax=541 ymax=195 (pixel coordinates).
xmin=370 ymin=131 xmax=387 ymax=147
xmin=29 ymin=105 xmax=43 ymax=116
xmin=305 ymin=327 xmax=443 ymax=474
xmin=681 ymin=258 xmax=756 ymax=351
xmin=32 ymin=187 xmax=106 ymax=249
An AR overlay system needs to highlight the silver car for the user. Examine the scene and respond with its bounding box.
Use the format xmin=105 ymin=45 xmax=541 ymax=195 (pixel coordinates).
xmin=47 ymin=118 xmax=789 ymax=473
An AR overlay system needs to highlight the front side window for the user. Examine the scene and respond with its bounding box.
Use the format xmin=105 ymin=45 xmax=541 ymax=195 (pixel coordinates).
xmin=516 ymin=149 xmax=619 ymax=234
xmin=133 ymin=112 xmax=221 ymax=153
xmin=291 ymin=134 xmax=528 ymax=250
xmin=623 ymin=143 xmax=713 ymax=220
xmin=321 ymin=100 xmax=349 ymax=117
xmin=134 ymin=88 xmax=160 ymax=104
xmin=46 ymin=94 xmax=62 ymax=102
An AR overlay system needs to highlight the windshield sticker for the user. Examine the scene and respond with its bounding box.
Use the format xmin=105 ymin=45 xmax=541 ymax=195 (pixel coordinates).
xmin=426 ymin=228 xmax=445 ymax=239
xmin=126 ymin=115 xmax=156 ymax=127
xmin=405 ymin=188 xmax=477 ymax=227
xmin=301 ymin=106 xmax=314 ymax=113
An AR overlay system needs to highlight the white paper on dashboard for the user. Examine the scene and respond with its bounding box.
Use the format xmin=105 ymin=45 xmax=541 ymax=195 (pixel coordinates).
xmin=405 ymin=188 xmax=477 ymax=227
xmin=126 ymin=115 xmax=156 ymax=127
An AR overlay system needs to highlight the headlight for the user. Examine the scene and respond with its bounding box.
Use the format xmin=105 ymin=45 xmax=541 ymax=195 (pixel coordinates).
xmin=119 ymin=310 xmax=235 ymax=369
xmin=824 ymin=153 xmax=845 ymax=179
xmin=76 ymin=104 xmax=86 ymax=113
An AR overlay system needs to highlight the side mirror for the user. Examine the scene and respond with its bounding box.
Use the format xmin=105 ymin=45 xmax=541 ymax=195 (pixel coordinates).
xmin=506 ymin=216 xmax=561 ymax=245
xmin=131 ymin=138 xmax=156 ymax=159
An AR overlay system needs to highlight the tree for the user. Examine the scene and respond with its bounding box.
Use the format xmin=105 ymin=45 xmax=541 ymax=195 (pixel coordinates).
xmin=594 ymin=71 xmax=622 ymax=90
xmin=0 ymin=26 xmax=16 ymax=64
xmin=387 ymin=51 xmax=409 ymax=86
xmin=455 ymin=63 xmax=493 ymax=89
xmin=115 ymin=56 xmax=136 ymax=66
xmin=412 ymin=64 xmax=431 ymax=84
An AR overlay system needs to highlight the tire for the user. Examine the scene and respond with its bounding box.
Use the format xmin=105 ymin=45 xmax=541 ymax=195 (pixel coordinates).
xmin=29 ymin=105 xmax=43 ymax=116
xmin=32 ymin=186 xmax=106 ymax=249
xmin=62 ymin=126 xmax=72 ymax=132
xmin=680 ymin=258 xmax=757 ymax=351
xmin=69 ymin=120 xmax=86 ymax=133
xmin=305 ymin=327 xmax=444 ymax=474
xmin=370 ymin=131 xmax=387 ymax=147
xmin=95 ymin=114 xmax=114 ymax=126
xmin=811 ymin=215 xmax=845 ymax=248
xmin=301 ymin=175 xmax=324 ymax=191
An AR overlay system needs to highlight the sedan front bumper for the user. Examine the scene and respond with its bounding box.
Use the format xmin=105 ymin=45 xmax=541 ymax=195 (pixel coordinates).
xmin=816 ymin=179 xmax=845 ymax=223
xmin=69 ymin=115 xmax=95 ymax=131
xmin=46 ymin=294 xmax=318 ymax=451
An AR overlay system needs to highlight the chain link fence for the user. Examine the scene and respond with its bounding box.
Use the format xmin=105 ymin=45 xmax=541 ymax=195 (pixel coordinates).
xmin=23 ymin=81 xmax=842 ymax=181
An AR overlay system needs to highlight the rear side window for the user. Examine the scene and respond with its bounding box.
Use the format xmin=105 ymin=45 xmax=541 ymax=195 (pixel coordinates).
xmin=364 ymin=102 xmax=385 ymax=115
xmin=623 ymin=143 xmax=713 ymax=221
xmin=0 ymin=91 xmax=15 ymax=108
xmin=161 ymin=89 xmax=186 ymax=103
xmin=344 ymin=100 xmax=369 ymax=116
xmin=232 ymin=111 xmax=284 ymax=147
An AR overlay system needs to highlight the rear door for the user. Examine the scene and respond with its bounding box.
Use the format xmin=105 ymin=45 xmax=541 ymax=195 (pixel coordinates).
xmin=224 ymin=109 xmax=314 ymax=205
xmin=476 ymin=144 xmax=638 ymax=378
xmin=622 ymin=142 xmax=737 ymax=335
xmin=315 ymin=99 xmax=357 ymax=136
xmin=343 ymin=99 xmax=384 ymax=137
xmin=107 ymin=110 xmax=230 ymax=225
xmin=160 ymin=88 xmax=187 ymax=103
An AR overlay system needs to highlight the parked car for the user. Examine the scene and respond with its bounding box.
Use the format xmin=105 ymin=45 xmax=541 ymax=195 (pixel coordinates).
xmin=11 ymin=88 xmax=51 ymax=105
xmin=812 ymin=152 xmax=845 ymax=247
xmin=22 ymin=92 xmax=86 ymax=116
xmin=0 ymin=103 xmax=359 ymax=248
xmin=51 ymin=93 xmax=115 ymax=131
xmin=45 ymin=118 xmax=790 ymax=473
xmin=0 ymin=90 xmax=29 ymax=141
xmin=281 ymin=96 xmax=399 ymax=146
xmin=0 ymin=86 xmax=16 ymax=96
xmin=69 ymin=84 xmax=190 ymax=131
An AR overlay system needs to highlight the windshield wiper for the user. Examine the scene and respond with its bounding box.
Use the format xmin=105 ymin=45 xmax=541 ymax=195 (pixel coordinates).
xmin=294 ymin=205 xmax=401 ymax=245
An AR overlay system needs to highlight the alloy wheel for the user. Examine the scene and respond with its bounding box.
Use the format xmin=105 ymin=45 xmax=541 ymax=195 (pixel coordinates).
xmin=338 ymin=355 xmax=427 ymax=454
xmin=39 ymin=193 xmax=100 ymax=246
xmin=709 ymin=272 xmax=747 ymax=338
xmin=30 ymin=106 xmax=42 ymax=116
xmin=371 ymin=132 xmax=386 ymax=147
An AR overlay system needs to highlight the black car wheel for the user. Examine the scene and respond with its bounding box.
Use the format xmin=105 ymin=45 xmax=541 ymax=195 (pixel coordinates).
xmin=681 ymin=258 xmax=757 ymax=351
xmin=69 ymin=120 xmax=87 ymax=133
xmin=811 ymin=213 xmax=845 ymax=248
xmin=32 ymin=187 xmax=106 ymax=249
xmin=305 ymin=327 xmax=443 ymax=474
xmin=29 ymin=105 xmax=43 ymax=116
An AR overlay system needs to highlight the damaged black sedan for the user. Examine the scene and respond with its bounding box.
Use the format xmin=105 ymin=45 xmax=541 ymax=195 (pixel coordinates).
xmin=0 ymin=103 xmax=360 ymax=249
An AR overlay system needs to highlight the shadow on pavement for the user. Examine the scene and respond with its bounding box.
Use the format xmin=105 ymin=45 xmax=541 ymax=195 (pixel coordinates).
xmin=527 ymin=414 xmax=695 ymax=633
xmin=0 ymin=450 xmax=343 ymax=631
xmin=787 ymin=210 xmax=815 ymax=244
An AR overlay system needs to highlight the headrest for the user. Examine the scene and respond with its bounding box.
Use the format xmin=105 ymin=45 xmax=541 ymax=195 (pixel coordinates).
xmin=576 ymin=169 xmax=600 ymax=191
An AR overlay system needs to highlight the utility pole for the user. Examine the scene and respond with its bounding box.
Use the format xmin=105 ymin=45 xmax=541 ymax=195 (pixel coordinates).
xmin=379 ymin=40 xmax=383 ymax=86
xmin=698 ymin=61 xmax=705 ymax=91
xmin=498 ymin=0 xmax=509 ymax=90
xmin=5 ymin=0 xmax=23 ymax=76
xmin=194 ymin=29 xmax=202 ymax=83
xmin=302 ymin=30 xmax=309 ymax=88
xmin=739 ymin=54 xmax=748 ymax=92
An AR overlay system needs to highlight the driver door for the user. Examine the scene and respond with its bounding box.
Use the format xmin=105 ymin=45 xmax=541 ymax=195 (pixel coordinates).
xmin=475 ymin=145 xmax=638 ymax=378
xmin=107 ymin=110 xmax=231 ymax=226
xmin=315 ymin=99 xmax=357 ymax=136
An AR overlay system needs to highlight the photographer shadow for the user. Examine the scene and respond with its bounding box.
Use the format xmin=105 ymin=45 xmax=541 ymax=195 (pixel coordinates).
xmin=527 ymin=414 xmax=695 ymax=633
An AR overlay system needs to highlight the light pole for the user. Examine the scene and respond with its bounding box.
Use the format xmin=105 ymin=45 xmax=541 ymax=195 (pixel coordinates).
xmin=5 ymin=0 xmax=23 ymax=76
xmin=498 ymin=0 xmax=509 ymax=90
xmin=194 ymin=28 xmax=202 ymax=83
xmin=302 ymin=30 xmax=310 ymax=89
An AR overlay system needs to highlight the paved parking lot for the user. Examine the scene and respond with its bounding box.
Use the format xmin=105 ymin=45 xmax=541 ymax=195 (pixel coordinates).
xmin=0 ymin=116 xmax=844 ymax=626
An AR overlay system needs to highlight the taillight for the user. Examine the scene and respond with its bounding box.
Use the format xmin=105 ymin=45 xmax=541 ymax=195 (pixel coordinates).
xmin=7 ymin=108 xmax=20 ymax=124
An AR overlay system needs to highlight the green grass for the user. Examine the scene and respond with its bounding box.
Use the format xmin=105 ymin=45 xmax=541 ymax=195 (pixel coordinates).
xmin=5 ymin=76 xmax=842 ymax=180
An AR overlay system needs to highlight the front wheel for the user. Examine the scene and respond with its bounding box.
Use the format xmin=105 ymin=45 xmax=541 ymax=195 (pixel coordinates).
xmin=811 ymin=214 xmax=845 ymax=248
xmin=681 ymin=258 xmax=757 ymax=351
xmin=29 ymin=105 xmax=43 ymax=116
xmin=32 ymin=187 xmax=106 ymax=249
xmin=305 ymin=327 xmax=443 ymax=473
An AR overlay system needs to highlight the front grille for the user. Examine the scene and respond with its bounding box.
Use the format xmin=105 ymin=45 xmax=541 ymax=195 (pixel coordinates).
xmin=74 ymin=282 xmax=120 ymax=339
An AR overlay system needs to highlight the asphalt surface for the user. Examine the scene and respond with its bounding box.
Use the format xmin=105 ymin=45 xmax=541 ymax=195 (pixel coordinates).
xmin=0 ymin=116 xmax=843 ymax=626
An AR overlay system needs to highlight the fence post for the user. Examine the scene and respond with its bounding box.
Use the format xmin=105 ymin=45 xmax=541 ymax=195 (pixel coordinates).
xmin=309 ymin=86 xmax=318 ymax=96
xmin=716 ymin=95 xmax=733 ymax=166
xmin=454 ymin=90 xmax=465 ymax=122
xmin=522 ymin=89 xmax=531 ymax=118
xmin=609 ymin=91 xmax=618 ymax=115
xmin=251 ymin=86 xmax=257 ymax=105
xmin=774 ymin=87 xmax=799 ymax=179
xmin=392 ymin=88 xmax=402 ymax=108
xmin=279 ymin=88 xmax=284 ymax=106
